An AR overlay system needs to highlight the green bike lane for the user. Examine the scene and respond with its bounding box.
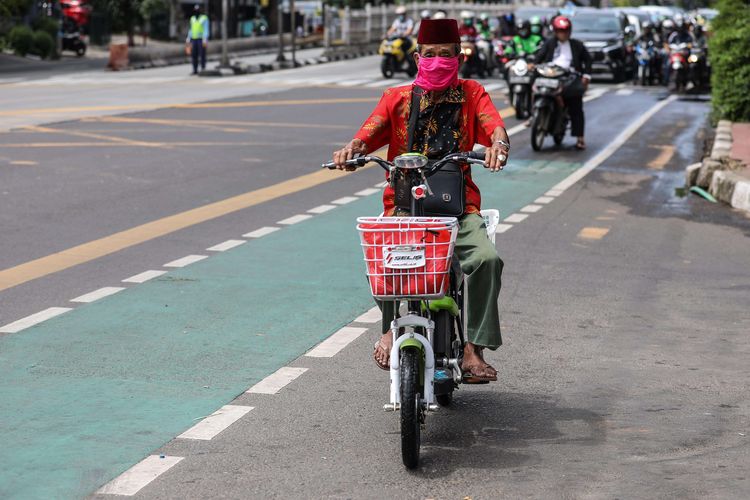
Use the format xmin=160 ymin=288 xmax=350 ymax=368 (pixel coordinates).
xmin=0 ymin=158 xmax=580 ymax=499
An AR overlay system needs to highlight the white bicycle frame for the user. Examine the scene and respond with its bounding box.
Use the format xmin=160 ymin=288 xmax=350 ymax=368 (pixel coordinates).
xmin=384 ymin=208 xmax=500 ymax=412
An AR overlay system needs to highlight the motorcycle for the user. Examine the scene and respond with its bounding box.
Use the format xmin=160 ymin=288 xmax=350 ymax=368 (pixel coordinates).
xmin=62 ymin=30 xmax=86 ymax=57
xmin=530 ymin=63 xmax=576 ymax=151
xmin=476 ymin=33 xmax=495 ymax=75
xmin=505 ymin=56 xmax=534 ymax=119
xmin=493 ymin=37 xmax=513 ymax=79
xmin=634 ymin=41 xmax=657 ymax=86
xmin=322 ymin=150 xmax=500 ymax=469
xmin=688 ymin=45 xmax=708 ymax=91
xmin=668 ymin=42 xmax=690 ymax=93
xmin=379 ymin=36 xmax=417 ymax=79
xmin=460 ymin=35 xmax=488 ymax=78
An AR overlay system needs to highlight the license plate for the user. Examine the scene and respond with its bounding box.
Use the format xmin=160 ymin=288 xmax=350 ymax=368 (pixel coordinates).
xmin=509 ymin=75 xmax=531 ymax=84
xmin=535 ymin=77 xmax=559 ymax=89
xmin=383 ymin=246 xmax=425 ymax=269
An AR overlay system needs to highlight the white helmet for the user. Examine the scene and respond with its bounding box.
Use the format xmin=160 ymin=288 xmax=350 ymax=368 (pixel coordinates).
xmin=420 ymin=9 xmax=431 ymax=19
xmin=395 ymin=6 xmax=407 ymax=15
xmin=433 ymin=11 xmax=447 ymax=19
xmin=460 ymin=10 xmax=473 ymax=19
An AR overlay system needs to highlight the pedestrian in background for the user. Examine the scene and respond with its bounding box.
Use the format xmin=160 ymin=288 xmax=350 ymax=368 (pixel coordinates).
xmin=186 ymin=4 xmax=209 ymax=75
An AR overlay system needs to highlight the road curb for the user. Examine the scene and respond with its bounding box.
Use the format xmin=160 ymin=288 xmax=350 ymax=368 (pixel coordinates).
xmin=686 ymin=119 xmax=750 ymax=213
xmin=198 ymin=47 xmax=379 ymax=78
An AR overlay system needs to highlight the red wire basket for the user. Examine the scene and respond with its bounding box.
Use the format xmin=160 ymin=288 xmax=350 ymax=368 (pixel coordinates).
xmin=357 ymin=217 xmax=459 ymax=299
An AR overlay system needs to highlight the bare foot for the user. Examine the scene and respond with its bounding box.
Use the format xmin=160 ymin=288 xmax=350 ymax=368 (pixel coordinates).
xmin=461 ymin=342 xmax=497 ymax=382
xmin=373 ymin=332 xmax=394 ymax=370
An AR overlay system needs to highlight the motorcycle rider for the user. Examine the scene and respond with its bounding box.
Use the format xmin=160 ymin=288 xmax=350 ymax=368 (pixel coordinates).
xmin=331 ymin=18 xmax=511 ymax=383
xmin=634 ymin=21 xmax=662 ymax=83
xmin=414 ymin=9 xmax=431 ymax=37
xmin=534 ymin=15 xmax=592 ymax=150
xmin=665 ymin=15 xmax=694 ymax=87
xmin=529 ymin=15 xmax=544 ymax=38
xmin=667 ymin=15 xmax=695 ymax=45
xmin=458 ymin=11 xmax=478 ymax=38
xmin=498 ymin=12 xmax=517 ymax=37
xmin=507 ymin=19 xmax=543 ymax=57
xmin=387 ymin=6 xmax=415 ymax=53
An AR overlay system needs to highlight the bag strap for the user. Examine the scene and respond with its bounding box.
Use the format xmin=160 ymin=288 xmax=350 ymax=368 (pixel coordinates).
xmin=406 ymin=85 xmax=422 ymax=153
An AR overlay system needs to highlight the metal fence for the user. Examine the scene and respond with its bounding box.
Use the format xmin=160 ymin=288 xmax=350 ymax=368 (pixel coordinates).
xmin=324 ymin=0 xmax=556 ymax=46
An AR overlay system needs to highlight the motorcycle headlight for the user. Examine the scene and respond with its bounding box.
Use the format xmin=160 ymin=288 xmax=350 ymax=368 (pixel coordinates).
xmin=463 ymin=48 xmax=473 ymax=56
xmin=688 ymin=54 xmax=698 ymax=63
xmin=513 ymin=59 xmax=528 ymax=76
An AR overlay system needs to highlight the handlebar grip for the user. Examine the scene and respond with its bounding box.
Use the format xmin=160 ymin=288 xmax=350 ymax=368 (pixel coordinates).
xmin=466 ymin=150 xmax=486 ymax=160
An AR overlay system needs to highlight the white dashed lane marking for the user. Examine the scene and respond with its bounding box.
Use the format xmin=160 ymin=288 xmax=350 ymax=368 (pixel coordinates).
xmin=355 ymin=188 xmax=381 ymax=196
xmin=535 ymin=196 xmax=554 ymax=204
xmin=243 ymin=226 xmax=280 ymax=238
xmin=97 ymin=455 xmax=184 ymax=496
xmin=177 ymin=405 xmax=254 ymax=441
xmin=495 ymin=224 xmax=513 ymax=234
xmin=71 ymin=287 xmax=125 ymax=303
xmin=163 ymin=255 xmax=208 ymax=268
xmin=0 ymin=307 xmax=72 ymax=334
xmin=206 ymin=239 xmax=246 ymax=252
xmin=123 ymin=270 xmax=167 ymax=283
xmin=354 ymin=306 xmax=381 ymax=324
xmin=520 ymin=204 xmax=543 ymax=213
xmin=277 ymin=214 xmax=313 ymax=225
xmin=246 ymin=366 xmax=308 ymax=395
xmin=331 ymin=196 xmax=359 ymax=205
xmin=306 ymin=326 xmax=368 ymax=358
xmin=307 ymin=204 xmax=337 ymax=214
xmin=504 ymin=213 xmax=529 ymax=223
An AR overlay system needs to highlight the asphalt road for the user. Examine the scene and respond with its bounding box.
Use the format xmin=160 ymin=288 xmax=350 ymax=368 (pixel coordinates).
xmin=1 ymin=57 xmax=749 ymax=499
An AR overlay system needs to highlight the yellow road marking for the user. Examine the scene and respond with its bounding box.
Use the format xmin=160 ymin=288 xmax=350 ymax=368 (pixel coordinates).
xmin=0 ymin=166 xmax=370 ymax=292
xmin=84 ymin=116 xmax=353 ymax=131
xmin=0 ymin=97 xmax=381 ymax=117
xmin=8 ymin=160 xmax=38 ymax=165
xmin=595 ymin=216 xmax=616 ymax=221
xmin=23 ymin=125 xmax=167 ymax=148
xmin=578 ymin=227 xmax=610 ymax=240
xmin=647 ymin=145 xmax=675 ymax=169
xmin=0 ymin=141 xmax=343 ymax=148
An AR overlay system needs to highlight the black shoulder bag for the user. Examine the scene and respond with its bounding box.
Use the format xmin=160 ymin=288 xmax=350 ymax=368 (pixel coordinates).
xmin=393 ymin=86 xmax=465 ymax=217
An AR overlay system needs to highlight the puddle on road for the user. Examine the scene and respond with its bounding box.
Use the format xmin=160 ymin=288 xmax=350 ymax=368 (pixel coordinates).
xmin=674 ymin=187 xmax=687 ymax=198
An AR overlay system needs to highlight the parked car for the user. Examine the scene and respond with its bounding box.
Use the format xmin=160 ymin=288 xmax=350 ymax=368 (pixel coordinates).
xmin=570 ymin=8 xmax=635 ymax=82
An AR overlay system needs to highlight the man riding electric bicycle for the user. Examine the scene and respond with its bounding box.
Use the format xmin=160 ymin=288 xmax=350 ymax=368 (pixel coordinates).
xmin=332 ymin=18 xmax=511 ymax=383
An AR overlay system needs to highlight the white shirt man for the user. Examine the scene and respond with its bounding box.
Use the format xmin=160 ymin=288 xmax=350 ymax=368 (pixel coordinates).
xmin=390 ymin=17 xmax=414 ymax=37
xmin=551 ymin=39 xmax=573 ymax=69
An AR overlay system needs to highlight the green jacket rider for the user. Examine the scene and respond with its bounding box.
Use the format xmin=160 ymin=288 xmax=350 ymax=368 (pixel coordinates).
xmin=506 ymin=20 xmax=542 ymax=56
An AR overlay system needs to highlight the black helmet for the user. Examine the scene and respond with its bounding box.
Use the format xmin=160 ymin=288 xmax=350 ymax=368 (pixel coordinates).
xmin=193 ymin=4 xmax=201 ymax=13
xmin=516 ymin=19 xmax=530 ymax=31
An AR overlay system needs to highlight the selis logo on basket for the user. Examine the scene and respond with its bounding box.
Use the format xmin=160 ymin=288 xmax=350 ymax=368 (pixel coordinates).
xmin=383 ymin=245 xmax=426 ymax=269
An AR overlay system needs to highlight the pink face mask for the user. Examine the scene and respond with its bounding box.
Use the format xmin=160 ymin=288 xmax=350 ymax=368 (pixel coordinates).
xmin=414 ymin=56 xmax=459 ymax=91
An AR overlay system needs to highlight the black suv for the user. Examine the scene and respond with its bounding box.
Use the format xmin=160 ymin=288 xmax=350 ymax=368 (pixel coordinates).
xmin=571 ymin=8 xmax=635 ymax=82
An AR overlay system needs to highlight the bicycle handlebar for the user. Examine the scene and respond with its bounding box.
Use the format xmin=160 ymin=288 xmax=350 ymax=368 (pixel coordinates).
xmin=321 ymin=150 xmax=487 ymax=172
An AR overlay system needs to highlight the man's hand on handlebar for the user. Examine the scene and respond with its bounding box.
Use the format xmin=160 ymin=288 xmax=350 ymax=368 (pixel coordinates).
xmin=333 ymin=139 xmax=367 ymax=171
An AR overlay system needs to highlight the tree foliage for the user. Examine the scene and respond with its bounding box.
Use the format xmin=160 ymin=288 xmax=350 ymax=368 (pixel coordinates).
xmin=709 ymin=0 xmax=750 ymax=121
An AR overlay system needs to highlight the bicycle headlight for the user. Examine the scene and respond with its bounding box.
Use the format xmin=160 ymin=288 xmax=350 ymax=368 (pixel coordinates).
xmin=394 ymin=153 xmax=429 ymax=170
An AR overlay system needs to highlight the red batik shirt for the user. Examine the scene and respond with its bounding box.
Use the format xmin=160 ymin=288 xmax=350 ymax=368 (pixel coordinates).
xmin=354 ymin=79 xmax=505 ymax=215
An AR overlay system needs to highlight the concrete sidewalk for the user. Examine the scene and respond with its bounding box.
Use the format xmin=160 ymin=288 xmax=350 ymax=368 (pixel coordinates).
xmin=686 ymin=120 xmax=750 ymax=213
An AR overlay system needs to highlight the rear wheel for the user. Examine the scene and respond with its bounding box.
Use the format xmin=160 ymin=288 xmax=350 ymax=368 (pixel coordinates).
xmin=400 ymin=348 xmax=422 ymax=469
xmin=381 ymin=56 xmax=394 ymax=79
xmin=405 ymin=58 xmax=417 ymax=78
xmin=531 ymin=108 xmax=547 ymax=151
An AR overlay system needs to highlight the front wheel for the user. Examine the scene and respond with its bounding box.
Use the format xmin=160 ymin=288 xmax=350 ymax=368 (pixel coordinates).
xmin=381 ymin=56 xmax=394 ymax=79
xmin=531 ymin=108 xmax=548 ymax=151
xmin=514 ymin=91 xmax=527 ymax=119
xmin=400 ymin=348 xmax=422 ymax=469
